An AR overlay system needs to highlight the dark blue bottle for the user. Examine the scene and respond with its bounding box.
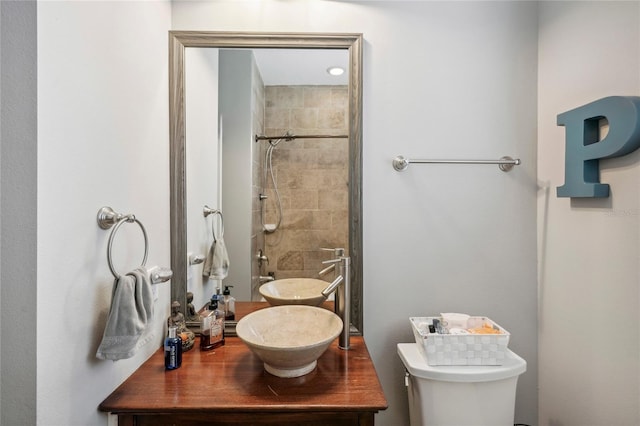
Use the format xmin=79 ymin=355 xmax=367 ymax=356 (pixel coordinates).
xmin=164 ymin=326 xmax=182 ymax=370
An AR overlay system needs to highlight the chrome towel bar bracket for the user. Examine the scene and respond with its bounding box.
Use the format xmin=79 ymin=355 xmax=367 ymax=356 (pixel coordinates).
xmin=392 ymin=155 xmax=521 ymax=172
xmin=97 ymin=206 xmax=125 ymax=229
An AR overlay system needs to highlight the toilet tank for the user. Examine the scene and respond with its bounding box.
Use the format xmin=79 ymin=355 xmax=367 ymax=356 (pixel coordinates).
xmin=398 ymin=343 xmax=526 ymax=426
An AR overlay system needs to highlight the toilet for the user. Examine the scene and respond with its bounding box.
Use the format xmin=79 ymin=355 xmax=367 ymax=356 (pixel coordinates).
xmin=397 ymin=343 xmax=526 ymax=426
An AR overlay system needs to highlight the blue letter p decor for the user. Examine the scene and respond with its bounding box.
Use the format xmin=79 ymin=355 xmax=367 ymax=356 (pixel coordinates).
xmin=557 ymin=96 xmax=640 ymax=198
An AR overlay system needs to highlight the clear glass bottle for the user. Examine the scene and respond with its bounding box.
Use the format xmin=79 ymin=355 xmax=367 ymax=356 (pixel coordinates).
xmin=200 ymin=299 xmax=225 ymax=351
xmin=222 ymin=285 xmax=236 ymax=321
xmin=216 ymin=291 xmax=226 ymax=321
xmin=164 ymin=325 xmax=182 ymax=370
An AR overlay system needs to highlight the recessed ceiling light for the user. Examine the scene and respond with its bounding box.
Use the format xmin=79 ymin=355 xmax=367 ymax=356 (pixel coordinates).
xmin=327 ymin=66 xmax=345 ymax=76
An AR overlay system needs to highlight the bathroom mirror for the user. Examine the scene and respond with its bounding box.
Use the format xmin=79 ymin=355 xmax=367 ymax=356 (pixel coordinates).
xmin=169 ymin=31 xmax=363 ymax=333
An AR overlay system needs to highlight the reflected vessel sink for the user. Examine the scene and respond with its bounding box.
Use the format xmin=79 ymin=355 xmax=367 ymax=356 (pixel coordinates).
xmin=259 ymin=278 xmax=329 ymax=306
xmin=236 ymin=305 xmax=343 ymax=378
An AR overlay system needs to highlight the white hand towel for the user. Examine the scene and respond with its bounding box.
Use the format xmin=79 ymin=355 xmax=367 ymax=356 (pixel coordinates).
xmin=203 ymin=236 xmax=229 ymax=280
xmin=96 ymin=267 xmax=154 ymax=361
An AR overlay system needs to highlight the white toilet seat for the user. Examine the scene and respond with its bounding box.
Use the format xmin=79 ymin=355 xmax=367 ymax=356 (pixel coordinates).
xmin=398 ymin=343 xmax=527 ymax=383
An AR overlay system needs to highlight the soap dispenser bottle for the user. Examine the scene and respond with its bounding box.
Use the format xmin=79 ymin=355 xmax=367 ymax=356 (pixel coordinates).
xmin=164 ymin=325 xmax=182 ymax=370
xmin=200 ymin=297 xmax=225 ymax=351
xmin=222 ymin=285 xmax=235 ymax=321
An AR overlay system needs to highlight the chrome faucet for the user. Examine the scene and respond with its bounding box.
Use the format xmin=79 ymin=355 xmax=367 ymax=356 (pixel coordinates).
xmin=319 ymin=249 xmax=350 ymax=350
xmin=318 ymin=247 xmax=344 ymax=276
xmin=259 ymin=274 xmax=275 ymax=283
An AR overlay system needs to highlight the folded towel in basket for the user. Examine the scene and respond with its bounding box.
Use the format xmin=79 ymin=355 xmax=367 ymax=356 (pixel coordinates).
xmin=96 ymin=267 xmax=154 ymax=361
xmin=203 ymin=236 xmax=229 ymax=280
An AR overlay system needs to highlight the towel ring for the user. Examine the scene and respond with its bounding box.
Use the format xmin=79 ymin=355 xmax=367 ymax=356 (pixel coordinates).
xmin=98 ymin=207 xmax=149 ymax=279
xmin=203 ymin=205 xmax=224 ymax=239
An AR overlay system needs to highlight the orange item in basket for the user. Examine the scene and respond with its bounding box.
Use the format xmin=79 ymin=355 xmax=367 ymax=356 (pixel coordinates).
xmin=467 ymin=323 xmax=503 ymax=334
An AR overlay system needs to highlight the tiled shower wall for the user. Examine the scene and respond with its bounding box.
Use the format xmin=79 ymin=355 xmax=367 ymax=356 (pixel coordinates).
xmin=260 ymin=85 xmax=349 ymax=286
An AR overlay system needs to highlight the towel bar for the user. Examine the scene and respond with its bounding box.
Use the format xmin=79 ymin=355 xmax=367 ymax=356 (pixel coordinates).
xmin=392 ymin=155 xmax=521 ymax=172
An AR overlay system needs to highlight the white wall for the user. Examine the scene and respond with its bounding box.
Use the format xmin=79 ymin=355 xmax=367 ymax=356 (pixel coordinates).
xmin=185 ymin=48 xmax=219 ymax=311
xmin=173 ymin=2 xmax=539 ymax=425
xmin=538 ymin=2 xmax=640 ymax=425
xmin=219 ymin=50 xmax=256 ymax=301
xmin=36 ymin=1 xmax=171 ymax=425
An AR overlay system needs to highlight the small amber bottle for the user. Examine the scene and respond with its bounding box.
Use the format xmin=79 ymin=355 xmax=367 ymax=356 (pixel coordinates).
xmin=200 ymin=299 xmax=225 ymax=351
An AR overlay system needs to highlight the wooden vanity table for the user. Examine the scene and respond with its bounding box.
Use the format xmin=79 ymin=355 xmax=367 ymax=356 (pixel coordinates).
xmin=99 ymin=303 xmax=387 ymax=426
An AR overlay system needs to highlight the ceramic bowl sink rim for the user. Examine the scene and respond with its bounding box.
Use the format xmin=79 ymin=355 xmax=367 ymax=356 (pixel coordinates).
xmin=236 ymin=305 xmax=343 ymax=350
xmin=258 ymin=278 xmax=328 ymax=302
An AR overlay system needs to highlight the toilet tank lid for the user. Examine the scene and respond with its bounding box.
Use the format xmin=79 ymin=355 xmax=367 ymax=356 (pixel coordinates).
xmin=397 ymin=343 xmax=526 ymax=383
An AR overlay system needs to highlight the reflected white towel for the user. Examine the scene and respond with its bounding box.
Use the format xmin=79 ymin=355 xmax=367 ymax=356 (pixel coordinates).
xmin=203 ymin=237 xmax=229 ymax=280
xmin=96 ymin=267 xmax=154 ymax=361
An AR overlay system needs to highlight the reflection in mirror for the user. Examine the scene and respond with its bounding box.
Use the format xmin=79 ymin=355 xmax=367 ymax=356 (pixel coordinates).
xmin=184 ymin=48 xmax=221 ymax=319
xmin=170 ymin=32 xmax=363 ymax=333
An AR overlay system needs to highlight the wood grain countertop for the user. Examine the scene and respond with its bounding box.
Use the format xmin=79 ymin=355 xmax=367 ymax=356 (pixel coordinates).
xmin=99 ymin=335 xmax=387 ymax=416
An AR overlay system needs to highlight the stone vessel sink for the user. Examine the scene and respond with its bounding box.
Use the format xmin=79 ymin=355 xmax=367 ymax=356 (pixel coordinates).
xmin=259 ymin=278 xmax=329 ymax=306
xmin=236 ymin=305 xmax=343 ymax=378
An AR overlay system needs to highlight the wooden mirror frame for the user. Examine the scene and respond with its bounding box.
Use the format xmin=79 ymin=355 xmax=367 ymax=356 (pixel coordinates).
xmin=169 ymin=31 xmax=363 ymax=333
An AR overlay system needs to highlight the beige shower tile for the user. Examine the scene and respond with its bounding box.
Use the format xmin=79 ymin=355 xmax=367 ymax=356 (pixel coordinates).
xmin=285 ymin=211 xmax=314 ymax=230
xmin=267 ymin=86 xmax=303 ymax=108
xmin=295 ymin=170 xmax=321 ymax=189
xmin=279 ymin=148 xmax=319 ymax=169
xmin=282 ymin=170 xmax=304 ymax=189
xmin=270 ymin=148 xmax=292 ymax=168
xmin=277 ymin=251 xmax=304 ymax=271
xmin=330 ymin=209 xmax=349 ymax=225
xmin=311 ymin=210 xmax=332 ymax=230
xmin=312 ymin=229 xmax=346 ymax=252
xmin=318 ymin=188 xmax=348 ymax=210
xmin=281 ymin=230 xmax=304 ymax=250
xmin=318 ymin=149 xmax=348 ymax=168
xmin=331 ymin=86 xmax=348 ymax=107
xmin=265 ymin=107 xmax=291 ymax=129
xmin=303 ymin=251 xmax=335 ymax=274
xmin=274 ymin=270 xmax=315 ymax=280
xmin=304 ymin=249 xmax=337 ymax=270
xmin=305 ymin=137 xmax=347 ymax=150
xmin=306 ymin=170 xmax=343 ymax=189
xmin=288 ymin=189 xmax=318 ymax=209
xmin=318 ymin=108 xmax=347 ymax=129
xmin=304 ymin=87 xmax=333 ymax=108
xmin=277 ymin=192 xmax=294 ymax=211
xmin=291 ymin=108 xmax=318 ymax=128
